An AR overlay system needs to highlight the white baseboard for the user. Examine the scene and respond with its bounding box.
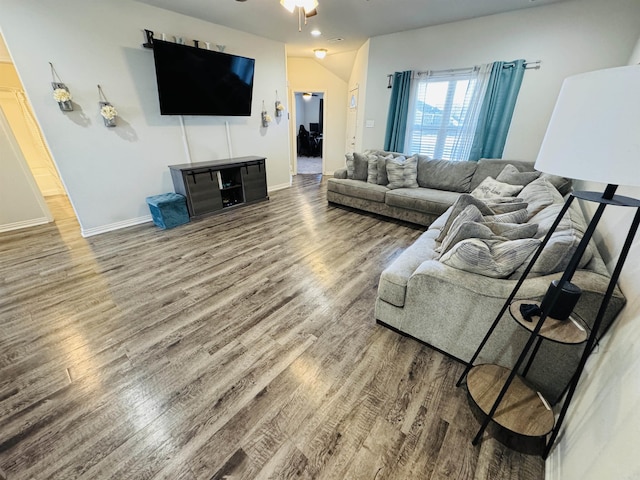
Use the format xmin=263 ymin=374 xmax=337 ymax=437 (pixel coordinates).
xmin=0 ymin=216 xmax=51 ymax=233
xmin=268 ymin=182 xmax=291 ymax=193
xmin=81 ymin=215 xmax=152 ymax=238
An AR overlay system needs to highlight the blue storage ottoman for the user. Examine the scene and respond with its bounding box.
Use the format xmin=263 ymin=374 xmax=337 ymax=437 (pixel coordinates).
xmin=146 ymin=193 xmax=189 ymax=229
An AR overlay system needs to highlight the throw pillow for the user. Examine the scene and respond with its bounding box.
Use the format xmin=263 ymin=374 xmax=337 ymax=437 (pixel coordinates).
xmin=540 ymin=172 xmax=572 ymax=196
xmin=376 ymin=154 xmax=393 ymax=185
xmin=471 ymin=176 xmax=524 ymax=200
xmin=438 ymin=205 xmax=492 ymax=256
xmin=512 ymin=202 xmax=593 ymax=278
xmin=386 ymin=155 xmax=419 ymax=189
xmin=440 ymin=237 xmax=541 ymax=278
xmin=345 ymin=153 xmax=355 ymax=179
xmin=517 ymin=177 xmax=563 ymax=219
xmin=484 ymin=222 xmax=539 ymax=241
xmin=353 ymin=152 xmax=372 ymax=181
xmin=487 ymin=199 xmax=528 ymax=214
xmin=367 ymin=157 xmax=378 ymax=184
xmin=484 ymin=209 xmax=528 ymax=224
xmin=496 ymin=164 xmax=540 ymax=186
xmin=436 ymin=194 xmax=498 ymax=242
xmin=438 ymin=208 xmax=538 ymax=257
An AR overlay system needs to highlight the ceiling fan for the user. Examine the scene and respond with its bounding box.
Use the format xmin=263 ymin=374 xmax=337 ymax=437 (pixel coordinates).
xmin=280 ymin=0 xmax=319 ymax=31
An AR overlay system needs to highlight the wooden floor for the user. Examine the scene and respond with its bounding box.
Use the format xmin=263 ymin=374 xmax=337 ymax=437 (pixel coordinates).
xmin=0 ymin=175 xmax=545 ymax=480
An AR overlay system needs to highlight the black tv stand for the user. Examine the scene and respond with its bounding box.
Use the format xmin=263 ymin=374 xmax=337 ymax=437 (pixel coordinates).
xmin=169 ymin=156 xmax=268 ymax=217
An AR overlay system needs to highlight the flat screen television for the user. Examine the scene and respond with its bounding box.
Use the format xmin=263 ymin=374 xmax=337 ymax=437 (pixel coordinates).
xmin=151 ymin=39 xmax=255 ymax=116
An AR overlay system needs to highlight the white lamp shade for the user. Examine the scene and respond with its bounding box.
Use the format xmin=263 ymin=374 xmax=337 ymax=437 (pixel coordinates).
xmin=535 ymin=65 xmax=640 ymax=187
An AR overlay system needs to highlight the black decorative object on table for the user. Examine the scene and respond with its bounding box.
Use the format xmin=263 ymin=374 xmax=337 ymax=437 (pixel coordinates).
xmin=456 ymin=65 xmax=640 ymax=458
xmin=519 ymin=303 xmax=541 ymax=322
xmin=539 ymin=280 xmax=582 ymax=321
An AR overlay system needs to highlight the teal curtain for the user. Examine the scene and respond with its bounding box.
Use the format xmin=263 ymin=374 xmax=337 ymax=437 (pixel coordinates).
xmin=384 ymin=71 xmax=412 ymax=152
xmin=469 ymin=60 xmax=526 ymax=161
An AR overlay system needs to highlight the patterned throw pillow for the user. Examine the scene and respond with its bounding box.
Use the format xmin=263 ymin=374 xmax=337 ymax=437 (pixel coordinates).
xmin=517 ymin=177 xmax=564 ymax=219
xmin=367 ymin=157 xmax=378 ymax=184
xmin=386 ymin=155 xmax=419 ymax=189
xmin=471 ymin=176 xmax=523 ymax=200
xmin=438 ymin=206 xmax=539 ymax=257
xmin=436 ymin=194 xmax=505 ymax=242
xmin=496 ymin=164 xmax=540 ymax=186
xmin=345 ymin=153 xmax=355 ymax=179
xmin=440 ymin=237 xmax=541 ymax=278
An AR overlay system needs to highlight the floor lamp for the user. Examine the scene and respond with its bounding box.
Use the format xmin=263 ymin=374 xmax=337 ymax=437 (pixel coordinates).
xmin=457 ymin=64 xmax=640 ymax=457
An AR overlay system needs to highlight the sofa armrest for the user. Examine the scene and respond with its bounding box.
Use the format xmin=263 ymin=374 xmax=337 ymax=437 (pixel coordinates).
xmin=333 ymin=168 xmax=348 ymax=179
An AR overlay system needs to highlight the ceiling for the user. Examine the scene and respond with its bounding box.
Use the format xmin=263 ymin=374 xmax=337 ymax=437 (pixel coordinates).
xmin=136 ymin=0 xmax=564 ymax=58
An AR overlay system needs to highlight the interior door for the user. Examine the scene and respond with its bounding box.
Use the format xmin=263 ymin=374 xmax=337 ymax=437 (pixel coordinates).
xmin=346 ymin=86 xmax=358 ymax=153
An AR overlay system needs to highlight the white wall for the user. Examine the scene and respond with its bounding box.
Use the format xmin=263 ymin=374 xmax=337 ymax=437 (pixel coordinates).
xmin=0 ymin=0 xmax=291 ymax=236
xmin=287 ymin=57 xmax=347 ymax=175
xmin=0 ymin=107 xmax=51 ymax=232
xmin=360 ymin=0 xmax=640 ymax=161
xmin=547 ymin=37 xmax=640 ymax=480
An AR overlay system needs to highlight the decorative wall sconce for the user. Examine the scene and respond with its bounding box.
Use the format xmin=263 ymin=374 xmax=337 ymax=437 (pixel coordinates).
xmin=98 ymin=85 xmax=118 ymax=127
xmin=261 ymin=101 xmax=272 ymax=127
xmin=275 ymin=90 xmax=285 ymax=117
xmin=49 ymin=62 xmax=73 ymax=112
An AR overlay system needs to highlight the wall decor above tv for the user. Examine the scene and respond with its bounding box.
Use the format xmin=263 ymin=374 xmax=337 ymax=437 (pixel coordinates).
xmin=151 ymin=39 xmax=255 ymax=116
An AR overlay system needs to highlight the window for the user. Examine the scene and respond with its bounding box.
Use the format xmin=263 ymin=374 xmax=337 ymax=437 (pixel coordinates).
xmin=405 ymin=67 xmax=488 ymax=161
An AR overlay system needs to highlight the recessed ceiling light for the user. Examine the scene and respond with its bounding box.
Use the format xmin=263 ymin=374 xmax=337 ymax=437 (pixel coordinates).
xmin=311 ymin=29 xmax=321 ymax=37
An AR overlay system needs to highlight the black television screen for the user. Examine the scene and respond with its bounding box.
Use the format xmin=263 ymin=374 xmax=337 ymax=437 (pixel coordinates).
xmin=151 ymin=39 xmax=255 ymax=116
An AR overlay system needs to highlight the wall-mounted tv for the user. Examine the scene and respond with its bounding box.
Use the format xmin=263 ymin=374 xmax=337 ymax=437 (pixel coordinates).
xmin=151 ymin=39 xmax=255 ymax=116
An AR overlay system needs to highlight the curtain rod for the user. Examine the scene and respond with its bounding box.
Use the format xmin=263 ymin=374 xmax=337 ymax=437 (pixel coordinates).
xmin=387 ymin=60 xmax=541 ymax=86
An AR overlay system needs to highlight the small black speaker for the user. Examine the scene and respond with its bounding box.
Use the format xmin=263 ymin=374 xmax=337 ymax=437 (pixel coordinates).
xmin=540 ymin=280 xmax=582 ymax=320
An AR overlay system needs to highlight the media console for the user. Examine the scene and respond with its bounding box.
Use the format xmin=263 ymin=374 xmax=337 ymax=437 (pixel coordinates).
xmin=169 ymin=156 xmax=268 ymax=217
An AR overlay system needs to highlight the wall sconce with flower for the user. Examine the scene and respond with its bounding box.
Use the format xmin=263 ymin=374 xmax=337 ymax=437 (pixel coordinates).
xmin=50 ymin=62 xmax=73 ymax=112
xmin=98 ymin=85 xmax=118 ymax=127
xmin=261 ymin=101 xmax=272 ymax=127
xmin=275 ymin=90 xmax=285 ymax=117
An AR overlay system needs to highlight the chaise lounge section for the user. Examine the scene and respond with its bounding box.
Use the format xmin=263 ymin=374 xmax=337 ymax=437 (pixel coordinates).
xmin=328 ymin=152 xmax=625 ymax=404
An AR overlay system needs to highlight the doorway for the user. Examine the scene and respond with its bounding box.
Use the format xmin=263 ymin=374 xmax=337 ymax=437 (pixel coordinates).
xmin=294 ymin=91 xmax=324 ymax=175
xmin=0 ymin=60 xmax=69 ymax=223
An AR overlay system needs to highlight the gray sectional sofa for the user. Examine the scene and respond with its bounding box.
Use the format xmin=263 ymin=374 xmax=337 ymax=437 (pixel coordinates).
xmin=328 ymin=152 xmax=625 ymax=404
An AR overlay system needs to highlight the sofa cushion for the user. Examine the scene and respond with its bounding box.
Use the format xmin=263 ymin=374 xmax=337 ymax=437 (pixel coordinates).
xmin=517 ymin=177 xmax=564 ymax=219
xmin=387 ymin=155 xmax=419 ymax=189
xmin=497 ymin=164 xmax=540 ymax=186
xmin=326 ymin=178 xmax=389 ymax=203
xmin=469 ymin=159 xmax=536 ymax=191
xmin=416 ymin=158 xmax=477 ymax=192
xmin=353 ymin=152 xmax=373 ymax=181
xmin=471 ymin=176 xmax=524 ymax=199
xmin=385 ymin=188 xmax=461 ymax=216
xmin=440 ymin=237 xmax=541 ymax=278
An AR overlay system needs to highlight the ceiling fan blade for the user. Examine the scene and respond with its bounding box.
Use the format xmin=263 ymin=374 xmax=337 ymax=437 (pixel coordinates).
xmin=305 ymin=8 xmax=317 ymax=18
